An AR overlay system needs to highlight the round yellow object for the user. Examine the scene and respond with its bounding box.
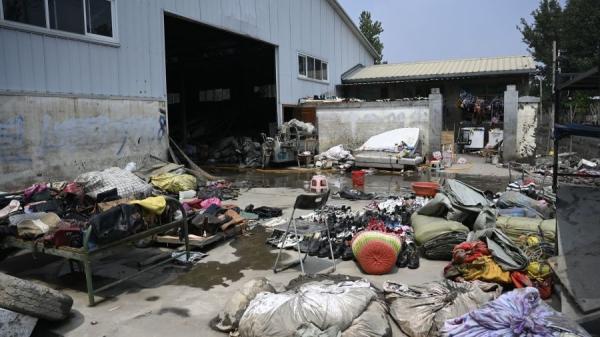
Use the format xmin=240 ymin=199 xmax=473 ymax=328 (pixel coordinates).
xmin=526 ymin=236 xmax=540 ymax=246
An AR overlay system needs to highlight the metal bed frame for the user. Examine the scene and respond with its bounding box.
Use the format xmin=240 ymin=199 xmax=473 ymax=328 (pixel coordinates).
xmin=0 ymin=196 xmax=190 ymax=306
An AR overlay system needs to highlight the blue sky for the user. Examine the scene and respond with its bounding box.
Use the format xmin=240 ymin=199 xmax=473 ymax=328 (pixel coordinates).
xmin=338 ymin=0 xmax=541 ymax=63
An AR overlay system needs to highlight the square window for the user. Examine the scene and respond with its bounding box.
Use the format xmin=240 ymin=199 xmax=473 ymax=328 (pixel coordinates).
xmin=2 ymin=0 xmax=46 ymax=27
xmin=48 ymin=0 xmax=85 ymax=34
xmin=322 ymin=62 xmax=328 ymax=81
xmin=298 ymin=55 xmax=306 ymax=76
xmin=86 ymin=0 xmax=112 ymax=37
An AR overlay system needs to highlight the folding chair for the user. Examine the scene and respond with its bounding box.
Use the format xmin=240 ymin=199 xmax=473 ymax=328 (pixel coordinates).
xmin=273 ymin=190 xmax=335 ymax=274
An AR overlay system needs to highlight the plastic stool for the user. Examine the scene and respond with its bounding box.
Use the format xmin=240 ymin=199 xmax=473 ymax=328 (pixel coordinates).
xmin=310 ymin=175 xmax=328 ymax=193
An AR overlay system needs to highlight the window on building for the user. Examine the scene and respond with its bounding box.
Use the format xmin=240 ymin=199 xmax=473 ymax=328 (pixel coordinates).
xmin=1 ymin=0 xmax=116 ymax=40
xmin=49 ymin=0 xmax=84 ymax=34
xmin=298 ymin=55 xmax=306 ymax=77
xmin=2 ymin=0 xmax=46 ymax=27
xmin=86 ymin=0 xmax=111 ymax=37
xmin=298 ymin=53 xmax=328 ymax=82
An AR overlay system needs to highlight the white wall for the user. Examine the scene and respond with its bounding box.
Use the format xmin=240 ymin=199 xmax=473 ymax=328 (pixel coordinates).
xmin=316 ymin=100 xmax=436 ymax=154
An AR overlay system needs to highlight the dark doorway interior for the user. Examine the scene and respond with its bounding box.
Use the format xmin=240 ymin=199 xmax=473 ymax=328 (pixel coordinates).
xmin=164 ymin=14 xmax=277 ymax=161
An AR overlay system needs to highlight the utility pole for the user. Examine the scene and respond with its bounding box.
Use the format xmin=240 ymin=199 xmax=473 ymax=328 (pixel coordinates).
xmin=552 ymin=40 xmax=560 ymax=192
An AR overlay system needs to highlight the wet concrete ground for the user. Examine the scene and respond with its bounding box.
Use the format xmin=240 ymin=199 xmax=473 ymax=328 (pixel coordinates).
xmin=0 ymin=156 xmax=511 ymax=337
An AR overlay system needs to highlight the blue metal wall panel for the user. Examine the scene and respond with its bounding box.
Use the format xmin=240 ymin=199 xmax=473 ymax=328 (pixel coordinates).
xmin=0 ymin=0 xmax=375 ymax=101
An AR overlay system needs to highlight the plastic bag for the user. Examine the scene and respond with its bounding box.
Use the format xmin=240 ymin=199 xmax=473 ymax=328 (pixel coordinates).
xmin=150 ymin=173 xmax=197 ymax=193
xmin=238 ymin=279 xmax=377 ymax=337
xmin=210 ymin=277 xmax=275 ymax=333
xmin=129 ymin=196 xmax=166 ymax=215
xmin=341 ymin=300 xmax=391 ymax=337
xmin=441 ymin=287 xmax=591 ymax=337
xmin=384 ymin=280 xmax=502 ymax=337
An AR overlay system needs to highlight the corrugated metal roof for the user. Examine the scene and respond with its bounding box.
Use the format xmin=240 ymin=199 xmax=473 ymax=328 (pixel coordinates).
xmin=342 ymin=55 xmax=536 ymax=83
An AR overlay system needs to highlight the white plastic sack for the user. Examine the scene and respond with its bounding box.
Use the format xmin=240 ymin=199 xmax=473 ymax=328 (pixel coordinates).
xmin=318 ymin=145 xmax=354 ymax=161
xmin=238 ymin=280 xmax=377 ymax=337
xmin=357 ymin=128 xmax=420 ymax=152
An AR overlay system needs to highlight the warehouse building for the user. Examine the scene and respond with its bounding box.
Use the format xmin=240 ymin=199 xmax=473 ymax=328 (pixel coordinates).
xmin=0 ymin=0 xmax=377 ymax=186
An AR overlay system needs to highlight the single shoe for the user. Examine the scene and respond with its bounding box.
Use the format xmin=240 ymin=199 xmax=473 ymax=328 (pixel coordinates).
xmin=407 ymin=243 xmax=420 ymax=269
xmin=318 ymin=240 xmax=332 ymax=258
xmin=307 ymin=236 xmax=323 ymax=256
xmin=332 ymin=242 xmax=345 ymax=259
xmin=277 ymin=235 xmax=299 ymax=249
xmin=299 ymin=236 xmax=311 ymax=253
xmin=342 ymin=245 xmax=354 ymax=260
xmin=396 ymin=246 xmax=409 ymax=268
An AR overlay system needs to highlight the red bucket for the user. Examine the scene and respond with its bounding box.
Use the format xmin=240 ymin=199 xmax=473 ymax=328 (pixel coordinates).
xmin=352 ymin=170 xmax=365 ymax=187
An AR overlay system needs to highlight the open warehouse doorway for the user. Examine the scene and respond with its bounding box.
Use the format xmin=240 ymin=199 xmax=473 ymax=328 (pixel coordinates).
xmin=164 ymin=14 xmax=277 ymax=164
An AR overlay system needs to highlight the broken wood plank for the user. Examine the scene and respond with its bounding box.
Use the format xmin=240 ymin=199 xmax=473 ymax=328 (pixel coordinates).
xmin=169 ymin=137 xmax=218 ymax=181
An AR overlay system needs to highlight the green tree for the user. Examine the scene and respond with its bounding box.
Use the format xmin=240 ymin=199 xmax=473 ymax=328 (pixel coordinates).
xmin=561 ymin=0 xmax=600 ymax=72
xmin=359 ymin=11 xmax=384 ymax=64
xmin=519 ymin=0 xmax=600 ymax=76
xmin=518 ymin=0 xmax=563 ymax=78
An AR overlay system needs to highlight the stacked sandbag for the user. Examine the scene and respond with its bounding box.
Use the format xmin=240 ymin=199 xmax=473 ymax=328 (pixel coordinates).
xmin=411 ymin=214 xmax=469 ymax=260
xmin=351 ymin=231 xmax=402 ymax=275
xmin=383 ymin=280 xmax=502 ymax=337
xmin=495 ymin=216 xmax=556 ymax=244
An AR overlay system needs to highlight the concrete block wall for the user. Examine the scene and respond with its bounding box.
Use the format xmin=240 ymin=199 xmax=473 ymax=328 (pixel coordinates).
xmin=316 ymin=91 xmax=443 ymax=155
xmin=0 ymin=95 xmax=168 ymax=189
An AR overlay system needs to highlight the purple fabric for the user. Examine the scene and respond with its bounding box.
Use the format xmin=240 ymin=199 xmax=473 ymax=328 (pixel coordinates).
xmin=442 ymin=287 xmax=590 ymax=337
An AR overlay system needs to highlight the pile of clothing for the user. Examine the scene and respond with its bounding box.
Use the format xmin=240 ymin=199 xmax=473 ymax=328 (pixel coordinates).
xmin=0 ymin=167 xmax=179 ymax=249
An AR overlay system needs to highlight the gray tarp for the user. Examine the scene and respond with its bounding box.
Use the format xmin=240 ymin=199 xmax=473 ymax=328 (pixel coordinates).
xmin=384 ymin=280 xmax=502 ymax=337
xmin=418 ymin=179 xmax=496 ymax=230
xmin=468 ymin=228 xmax=529 ymax=271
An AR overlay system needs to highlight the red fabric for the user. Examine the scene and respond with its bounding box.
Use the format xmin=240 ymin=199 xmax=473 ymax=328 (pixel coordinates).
xmin=511 ymin=271 xmax=533 ymax=288
xmin=452 ymin=241 xmax=490 ymax=264
xmin=355 ymin=241 xmax=397 ymax=275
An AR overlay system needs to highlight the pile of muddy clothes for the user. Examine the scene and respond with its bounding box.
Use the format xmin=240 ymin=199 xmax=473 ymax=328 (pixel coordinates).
xmin=211 ymin=275 xmax=590 ymax=337
xmin=0 ymin=159 xmax=268 ymax=250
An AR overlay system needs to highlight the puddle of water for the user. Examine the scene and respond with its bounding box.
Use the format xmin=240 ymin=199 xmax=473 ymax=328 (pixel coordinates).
xmin=170 ymin=227 xmax=290 ymax=290
xmin=217 ymin=168 xmax=509 ymax=195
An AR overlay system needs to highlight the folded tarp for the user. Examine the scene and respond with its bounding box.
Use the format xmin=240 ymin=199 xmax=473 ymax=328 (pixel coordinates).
xmin=418 ymin=179 xmax=496 ymax=230
xmin=356 ymin=128 xmax=420 ymax=153
xmin=468 ymin=228 xmax=529 ymax=271
xmin=411 ymin=213 xmax=469 ymax=245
